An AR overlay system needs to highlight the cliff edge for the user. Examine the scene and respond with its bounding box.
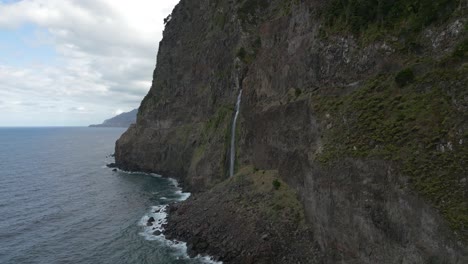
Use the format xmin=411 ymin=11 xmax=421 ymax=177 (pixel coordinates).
xmin=116 ymin=0 xmax=468 ymax=263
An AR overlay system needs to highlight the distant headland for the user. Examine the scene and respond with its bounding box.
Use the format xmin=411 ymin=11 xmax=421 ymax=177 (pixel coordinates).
xmin=89 ymin=109 xmax=137 ymax=128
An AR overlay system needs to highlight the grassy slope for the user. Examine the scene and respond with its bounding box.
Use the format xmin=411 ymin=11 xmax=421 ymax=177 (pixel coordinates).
xmin=228 ymin=166 xmax=307 ymax=226
xmin=312 ymin=44 xmax=468 ymax=238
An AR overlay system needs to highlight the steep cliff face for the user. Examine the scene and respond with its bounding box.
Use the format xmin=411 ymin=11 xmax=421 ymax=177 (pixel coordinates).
xmin=116 ymin=0 xmax=467 ymax=262
xmin=116 ymin=0 xmax=243 ymax=190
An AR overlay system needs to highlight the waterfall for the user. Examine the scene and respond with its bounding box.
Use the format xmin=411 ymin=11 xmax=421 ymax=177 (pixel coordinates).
xmin=229 ymin=89 xmax=242 ymax=177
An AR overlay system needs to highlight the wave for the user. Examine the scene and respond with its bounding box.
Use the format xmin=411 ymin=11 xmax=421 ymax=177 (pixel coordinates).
xmin=138 ymin=206 xmax=220 ymax=264
xmin=105 ymin=165 xmax=218 ymax=263
xmin=110 ymin=167 xmax=162 ymax=178
xmin=175 ymin=190 xmax=191 ymax=201
xmin=113 ymin=168 xmax=191 ymax=201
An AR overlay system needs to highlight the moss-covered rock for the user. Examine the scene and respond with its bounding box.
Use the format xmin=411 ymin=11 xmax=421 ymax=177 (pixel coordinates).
xmin=164 ymin=167 xmax=315 ymax=263
xmin=313 ymin=59 xmax=468 ymax=239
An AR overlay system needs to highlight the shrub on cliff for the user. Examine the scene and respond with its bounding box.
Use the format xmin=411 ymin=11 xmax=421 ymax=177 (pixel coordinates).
xmin=237 ymin=0 xmax=269 ymax=22
xmin=395 ymin=68 xmax=415 ymax=87
xmin=295 ymin=88 xmax=302 ymax=97
xmin=272 ymin=179 xmax=281 ymax=190
xmin=452 ymin=38 xmax=468 ymax=59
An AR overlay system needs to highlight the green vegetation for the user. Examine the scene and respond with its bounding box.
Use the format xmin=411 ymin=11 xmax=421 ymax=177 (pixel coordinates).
xmin=205 ymin=105 xmax=233 ymax=132
xmin=269 ymin=0 xmax=299 ymax=18
xmin=237 ymin=0 xmax=301 ymax=24
xmin=313 ymin=59 xmax=468 ymax=238
xmin=323 ymin=0 xmax=460 ymax=37
xmin=294 ymin=88 xmax=302 ymax=97
xmin=237 ymin=0 xmax=269 ymax=26
xmin=452 ymin=38 xmax=468 ymax=59
xmin=190 ymin=144 xmax=206 ymax=169
xmin=236 ymin=43 xmax=261 ymax=64
xmin=214 ymin=12 xmax=227 ymax=29
xmin=176 ymin=124 xmax=195 ymax=143
xmin=189 ymin=105 xmax=234 ymax=177
xmin=236 ymin=47 xmax=247 ymax=61
xmin=395 ymin=68 xmax=415 ymax=87
xmin=272 ymin=179 xmax=281 ymax=190
xmin=227 ymin=167 xmax=306 ymax=225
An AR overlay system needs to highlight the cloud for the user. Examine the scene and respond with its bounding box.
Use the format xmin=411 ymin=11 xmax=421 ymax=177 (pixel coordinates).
xmin=0 ymin=0 xmax=180 ymax=126
xmin=69 ymin=106 xmax=86 ymax=112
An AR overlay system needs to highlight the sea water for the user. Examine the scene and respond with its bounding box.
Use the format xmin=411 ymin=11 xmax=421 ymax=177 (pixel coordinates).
xmin=0 ymin=127 xmax=218 ymax=264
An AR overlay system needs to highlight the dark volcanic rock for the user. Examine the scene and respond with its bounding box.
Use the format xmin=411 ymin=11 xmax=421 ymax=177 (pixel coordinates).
xmin=106 ymin=163 xmax=117 ymax=168
xmin=115 ymin=0 xmax=468 ymax=263
xmin=164 ymin=171 xmax=320 ymax=264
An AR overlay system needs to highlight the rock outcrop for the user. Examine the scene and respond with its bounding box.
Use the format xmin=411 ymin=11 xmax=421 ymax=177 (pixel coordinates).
xmin=90 ymin=109 xmax=137 ymax=128
xmin=116 ymin=0 xmax=468 ymax=263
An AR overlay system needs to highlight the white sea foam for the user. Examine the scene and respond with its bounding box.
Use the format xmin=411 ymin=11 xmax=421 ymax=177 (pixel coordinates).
xmin=175 ymin=190 xmax=191 ymax=201
xmin=167 ymin=178 xmax=179 ymax=187
xmin=111 ymin=167 xmax=191 ymax=201
xmin=111 ymin=168 xmax=168 ymax=183
xmin=138 ymin=205 xmax=169 ymax=241
xmin=150 ymin=173 xmax=162 ymax=178
xmin=106 ymin=166 xmax=217 ymax=262
xmin=111 ymin=168 xmax=143 ymax=175
xmin=105 ymin=166 xmax=216 ymax=262
xmin=138 ymin=205 xmax=221 ymax=264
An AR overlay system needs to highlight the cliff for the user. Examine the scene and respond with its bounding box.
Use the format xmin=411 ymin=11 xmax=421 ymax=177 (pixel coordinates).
xmin=90 ymin=109 xmax=137 ymax=128
xmin=116 ymin=0 xmax=468 ymax=263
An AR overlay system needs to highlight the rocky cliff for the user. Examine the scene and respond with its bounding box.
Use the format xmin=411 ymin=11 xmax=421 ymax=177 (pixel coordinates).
xmin=116 ymin=0 xmax=468 ymax=263
xmin=90 ymin=109 xmax=137 ymax=128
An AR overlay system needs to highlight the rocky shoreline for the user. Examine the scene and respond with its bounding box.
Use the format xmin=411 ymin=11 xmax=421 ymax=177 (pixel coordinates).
xmin=163 ymin=168 xmax=321 ymax=264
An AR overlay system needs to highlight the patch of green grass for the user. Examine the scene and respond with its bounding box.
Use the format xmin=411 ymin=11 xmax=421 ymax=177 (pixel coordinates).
xmin=228 ymin=167 xmax=306 ymax=225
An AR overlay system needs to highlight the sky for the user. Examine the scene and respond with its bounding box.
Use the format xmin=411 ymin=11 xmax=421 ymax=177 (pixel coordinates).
xmin=0 ymin=0 xmax=180 ymax=126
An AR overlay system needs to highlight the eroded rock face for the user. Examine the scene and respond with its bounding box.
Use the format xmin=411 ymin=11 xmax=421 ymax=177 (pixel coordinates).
xmin=116 ymin=0 xmax=243 ymax=190
xmin=116 ymin=0 xmax=467 ymax=262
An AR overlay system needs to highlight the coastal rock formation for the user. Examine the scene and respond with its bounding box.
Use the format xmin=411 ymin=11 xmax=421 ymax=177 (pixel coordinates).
xmin=90 ymin=109 xmax=137 ymax=128
xmin=116 ymin=0 xmax=468 ymax=263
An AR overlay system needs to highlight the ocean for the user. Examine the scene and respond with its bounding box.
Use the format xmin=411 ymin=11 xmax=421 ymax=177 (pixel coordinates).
xmin=0 ymin=127 xmax=217 ymax=264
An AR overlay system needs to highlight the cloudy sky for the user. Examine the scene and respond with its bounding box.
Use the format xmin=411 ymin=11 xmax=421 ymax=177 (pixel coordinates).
xmin=0 ymin=0 xmax=179 ymax=126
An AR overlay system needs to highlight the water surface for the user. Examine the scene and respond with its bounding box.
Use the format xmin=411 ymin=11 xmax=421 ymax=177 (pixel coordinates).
xmin=0 ymin=127 xmax=211 ymax=264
